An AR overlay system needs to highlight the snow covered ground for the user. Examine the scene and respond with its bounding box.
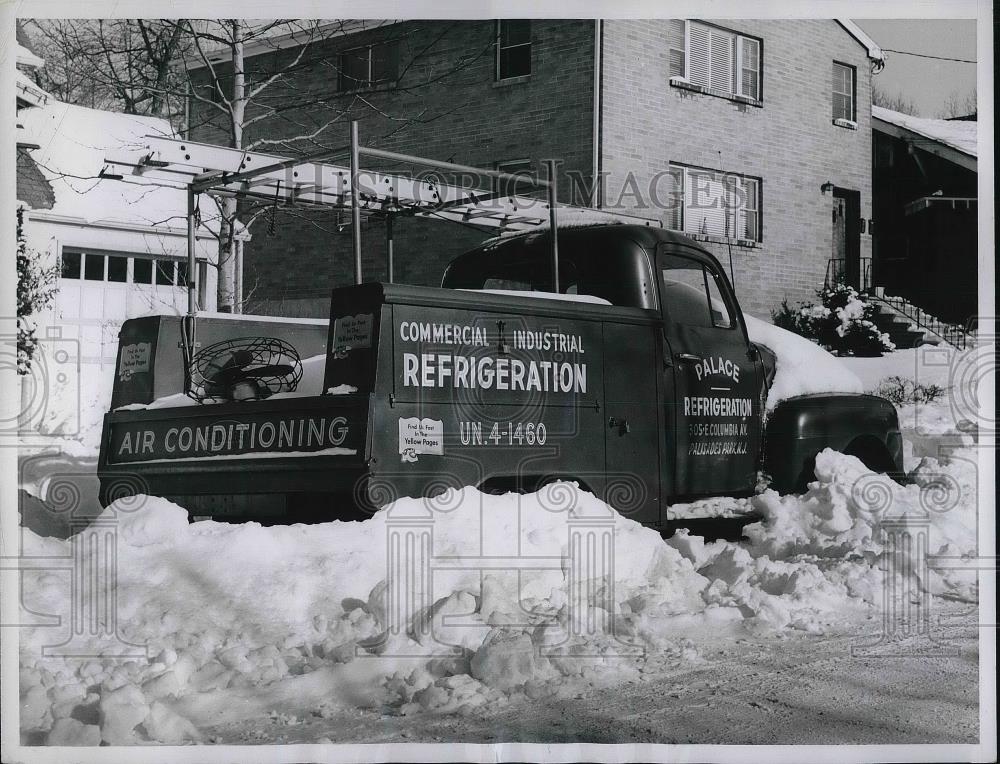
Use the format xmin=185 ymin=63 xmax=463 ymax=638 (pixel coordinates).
xmin=14 ymin=345 xmax=990 ymax=748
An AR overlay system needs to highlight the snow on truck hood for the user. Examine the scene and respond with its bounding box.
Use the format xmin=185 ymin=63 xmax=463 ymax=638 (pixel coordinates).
xmin=743 ymin=314 xmax=863 ymax=412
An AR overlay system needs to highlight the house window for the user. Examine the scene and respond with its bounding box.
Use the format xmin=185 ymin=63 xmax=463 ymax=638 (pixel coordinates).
xmin=666 ymin=164 xmax=761 ymax=242
xmin=668 ymin=20 xmax=761 ymax=102
xmin=493 ymin=159 xmax=535 ymax=196
xmin=337 ymin=42 xmax=399 ymax=91
xmin=832 ymin=61 xmax=856 ymax=122
xmin=496 ymin=20 xmax=531 ymax=80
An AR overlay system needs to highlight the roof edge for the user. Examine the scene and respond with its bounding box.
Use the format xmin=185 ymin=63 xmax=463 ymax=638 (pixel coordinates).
xmin=184 ymin=20 xmax=401 ymax=70
xmin=835 ymin=20 xmax=885 ymax=62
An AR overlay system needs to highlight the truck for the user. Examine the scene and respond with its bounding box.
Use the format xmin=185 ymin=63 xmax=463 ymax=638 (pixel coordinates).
xmin=97 ymin=223 xmax=903 ymax=532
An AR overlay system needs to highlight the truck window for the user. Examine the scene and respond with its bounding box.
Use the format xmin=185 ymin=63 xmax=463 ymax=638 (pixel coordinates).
xmin=660 ymin=255 xmax=734 ymax=329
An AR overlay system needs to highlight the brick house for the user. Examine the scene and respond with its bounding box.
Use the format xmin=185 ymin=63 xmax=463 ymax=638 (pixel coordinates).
xmin=187 ymin=19 xmax=883 ymax=319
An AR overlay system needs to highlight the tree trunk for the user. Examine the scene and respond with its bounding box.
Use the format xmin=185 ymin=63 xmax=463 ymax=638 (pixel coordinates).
xmin=216 ymin=21 xmax=245 ymax=314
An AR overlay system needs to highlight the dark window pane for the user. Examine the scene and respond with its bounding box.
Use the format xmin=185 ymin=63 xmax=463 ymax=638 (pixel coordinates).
xmin=500 ymin=20 xmax=531 ymax=46
xmin=177 ymin=261 xmax=190 ymax=287
xmin=84 ymin=254 xmax=105 ymax=281
xmin=339 ymin=48 xmax=369 ymax=90
xmin=499 ymin=46 xmax=531 ymax=79
xmin=371 ymin=42 xmax=399 ymax=83
xmin=661 ymin=256 xmax=713 ymax=328
xmin=61 ymin=251 xmax=81 ymax=279
xmin=107 ymin=255 xmax=127 ymax=283
xmin=133 ymin=258 xmax=152 ymax=284
xmin=155 ymin=260 xmax=175 ymax=286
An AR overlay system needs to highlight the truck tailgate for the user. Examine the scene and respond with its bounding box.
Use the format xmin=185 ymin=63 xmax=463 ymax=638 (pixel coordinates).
xmin=98 ymin=394 xmax=370 ymax=501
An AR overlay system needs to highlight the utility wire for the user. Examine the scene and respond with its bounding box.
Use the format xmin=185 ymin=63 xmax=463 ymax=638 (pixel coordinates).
xmin=882 ymin=48 xmax=977 ymax=64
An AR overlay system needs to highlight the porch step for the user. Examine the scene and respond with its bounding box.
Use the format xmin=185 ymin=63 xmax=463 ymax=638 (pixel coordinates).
xmin=865 ymin=293 xmax=973 ymax=349
xmin=868 ymin=305 xmax=931 ymax=349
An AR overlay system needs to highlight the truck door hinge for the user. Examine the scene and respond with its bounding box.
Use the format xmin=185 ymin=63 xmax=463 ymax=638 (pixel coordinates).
xmin=388 ymin=392 xmax=395 ymax=408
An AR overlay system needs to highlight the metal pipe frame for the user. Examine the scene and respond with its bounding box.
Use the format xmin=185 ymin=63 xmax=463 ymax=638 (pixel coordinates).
xmin=186 ymin=187 xmax=197 ymax=317
xmin=350 ymin=121 xmax=363 ymax=285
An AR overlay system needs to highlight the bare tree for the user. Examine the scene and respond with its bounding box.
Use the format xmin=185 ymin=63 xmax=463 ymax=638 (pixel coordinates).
xmin=940 ymin=88 xmax=977 ymax=119
xmin=28 ymin=19 xmax=495 ymax=313
xmin=871 ymin=84 xmax=919 ymax=116
xmin=25 ymin=19 xmax=189 ymax=122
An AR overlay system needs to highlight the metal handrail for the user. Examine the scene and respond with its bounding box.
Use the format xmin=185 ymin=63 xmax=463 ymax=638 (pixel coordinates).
xmin=823 ymin=257 xmax=872 ymax=291
xmin=867 ymin=292 xmax=974 ymax=350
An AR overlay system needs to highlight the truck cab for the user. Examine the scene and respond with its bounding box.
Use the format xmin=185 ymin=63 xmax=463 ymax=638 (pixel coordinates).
xmin=444 ymin=225 xmax=768 ymax=504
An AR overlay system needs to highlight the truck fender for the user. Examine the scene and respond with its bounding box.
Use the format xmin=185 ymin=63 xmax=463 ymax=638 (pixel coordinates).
xmin=763 ymin=393 xmax=904 ymax=494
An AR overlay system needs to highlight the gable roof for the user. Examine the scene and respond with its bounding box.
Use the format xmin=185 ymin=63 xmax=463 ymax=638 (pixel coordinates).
xmin=835 ymin=20 xmax=885 ymax=63
xmin=17 ymin=100 xmax=185 ymax=227
xmin=872 ymin=105 xmax=977 ymax=171
xmin=16 ymin=148 xmax=56 ymax=211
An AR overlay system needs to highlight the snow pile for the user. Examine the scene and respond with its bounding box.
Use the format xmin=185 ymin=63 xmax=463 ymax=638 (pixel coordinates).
xmin=744 ymin=314 xmax=864 ymax=411
xmin=18 ymin=445 xmax=977 ymax=742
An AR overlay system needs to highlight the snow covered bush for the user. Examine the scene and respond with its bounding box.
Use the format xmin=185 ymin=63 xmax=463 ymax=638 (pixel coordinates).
xmin=16 ymin=207 xmax=58 ymax=375
xmin=770 ymin=284 xmax=894 ymax=357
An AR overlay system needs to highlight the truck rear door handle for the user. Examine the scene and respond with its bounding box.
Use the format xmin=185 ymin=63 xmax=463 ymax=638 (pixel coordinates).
xmin=676 ymin=353 xmax=702 ymax=362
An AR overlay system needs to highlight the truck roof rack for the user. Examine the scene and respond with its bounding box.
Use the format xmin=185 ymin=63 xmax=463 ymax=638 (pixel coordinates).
xmin=104 ymin=122 xmax=661 ymax=375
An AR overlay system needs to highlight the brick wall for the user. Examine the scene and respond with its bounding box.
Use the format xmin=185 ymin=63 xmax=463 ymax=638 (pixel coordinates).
xmin=188 ymin=20 xmax=596 ymax=316
xmin=600 ymin=19 xmax=875 ymax=318
xmin=189 ymin=19 xmax=876 ymax=321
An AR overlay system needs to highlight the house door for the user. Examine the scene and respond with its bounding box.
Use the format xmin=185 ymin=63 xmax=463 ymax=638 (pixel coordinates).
xmin=833 ymin=188 xmax=861 ymax=289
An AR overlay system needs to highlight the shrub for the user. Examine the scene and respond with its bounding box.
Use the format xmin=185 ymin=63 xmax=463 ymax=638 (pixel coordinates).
xmin=871 ymin=375 xmax=947 ymax=406
xmin=16 ymin=207 xmax=58 ymax=375
xmin=771 ymin=299 xmax=814 ymax=337
xmin=771 ymin=284 xmax=895 ymax=356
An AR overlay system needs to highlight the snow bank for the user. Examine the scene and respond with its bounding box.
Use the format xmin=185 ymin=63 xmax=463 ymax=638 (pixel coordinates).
xmin=18 ymin=446 xmax=977 ymax=742
xmin=744 ymin=314 xmax=864 ymax=411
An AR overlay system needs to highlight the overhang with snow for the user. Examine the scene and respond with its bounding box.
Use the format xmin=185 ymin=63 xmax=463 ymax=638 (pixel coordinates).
xmin=872 ymin=106 xmax=977 ymax=173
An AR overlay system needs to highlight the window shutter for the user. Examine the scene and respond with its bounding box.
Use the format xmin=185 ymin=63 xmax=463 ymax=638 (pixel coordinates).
xmin=739 ymin=37 xmax=759 ymax=99
xmin=665 ymin=166 xmax=684 ymax=230
xmin=688 ymin=23 xmax=711 ymax=88
xmin=667 ymin=20 xmax=686 ymax=78
xmin=708 ymin=28 xmax=734 ymax=92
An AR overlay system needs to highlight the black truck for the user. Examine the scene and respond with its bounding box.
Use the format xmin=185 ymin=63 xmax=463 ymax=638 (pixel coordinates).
xmin=97 ymin=225 xmax=902 ymax=529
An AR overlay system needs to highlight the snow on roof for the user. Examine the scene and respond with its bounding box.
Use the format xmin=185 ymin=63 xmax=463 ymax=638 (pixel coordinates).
xmin=17 ymin=100 xmax=201 ymax=232
xmin=873 ymin=105 xmax=978 ymax=159
xmin=16 ymin=41 xmax=45 ymax=69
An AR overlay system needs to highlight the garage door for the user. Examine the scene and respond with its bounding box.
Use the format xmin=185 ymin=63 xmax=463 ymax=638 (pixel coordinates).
xmin=55 ymin=249 xmax=206 ymax=366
